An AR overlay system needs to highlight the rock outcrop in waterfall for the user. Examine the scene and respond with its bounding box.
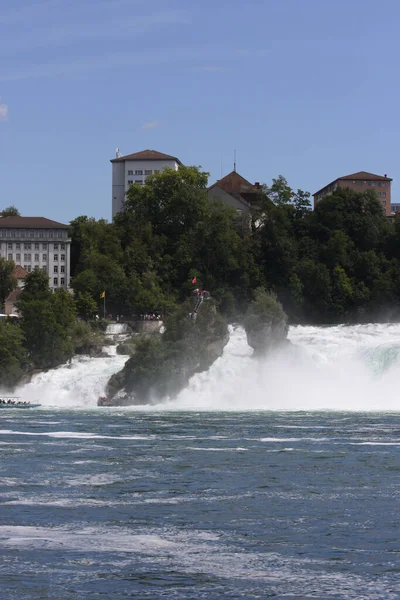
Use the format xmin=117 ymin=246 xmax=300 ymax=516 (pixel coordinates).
xmin=243 ymin=288 xmax=289 ymax=356
xmin=101 ymin=298 xmax=229 ymax=406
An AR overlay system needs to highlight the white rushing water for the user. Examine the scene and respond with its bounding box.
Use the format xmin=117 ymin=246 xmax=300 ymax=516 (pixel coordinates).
xmin=11 ymin=323 xmax=400 ymax=411
xmin=14 ymin=324 xmax=129 ymax=408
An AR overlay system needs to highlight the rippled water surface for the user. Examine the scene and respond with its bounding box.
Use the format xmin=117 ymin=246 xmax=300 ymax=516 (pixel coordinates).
xmin=1 ymin=410 xmax=400 ymax=599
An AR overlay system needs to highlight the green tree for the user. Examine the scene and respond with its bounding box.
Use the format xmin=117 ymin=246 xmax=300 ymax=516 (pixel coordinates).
xmin=0 ymin=257 xmax=16 ymax=307
xmin=331 ymin=265 xmax=353 ymax=316
xmin=267 ymin=175 xmax=294 ymax=207
xmin=0 ymin=321 xmax=27 ymax=389
xmin=298 ymin=260 xmax=332 ymax=320
xmin=243 ymin=288 xmax=288 ymax=353
xmin=2 ymin=205 xmax=20 ymax=217
xmin=75 ymin=292 xmax=98 ymax=320
xmin=18 ymin=270 xmax=77 ymax=368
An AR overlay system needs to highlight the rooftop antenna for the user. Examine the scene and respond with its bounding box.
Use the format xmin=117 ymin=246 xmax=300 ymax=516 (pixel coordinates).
xmin=234 ymin=149 xmax=236 ymax=172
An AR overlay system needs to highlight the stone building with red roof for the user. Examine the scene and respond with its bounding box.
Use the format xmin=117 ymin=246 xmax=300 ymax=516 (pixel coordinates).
xmin=207 ymin=170 xmax=263 ymax=220
xmin=111 ymin=149 xmax=181 ymax=217
xmin=313 ymin=171 xmax=392 ymax=216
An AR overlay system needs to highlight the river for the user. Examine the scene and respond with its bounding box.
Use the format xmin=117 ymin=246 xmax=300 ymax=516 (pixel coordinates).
xmin=1 ymin=324 xmax=400 ymax=599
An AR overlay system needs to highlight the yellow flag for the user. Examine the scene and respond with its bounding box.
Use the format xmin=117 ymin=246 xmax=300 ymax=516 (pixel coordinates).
xmin=100 ymin=291 xmax=105 ymax=299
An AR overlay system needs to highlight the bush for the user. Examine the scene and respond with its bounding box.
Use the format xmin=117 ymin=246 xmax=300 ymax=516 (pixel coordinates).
xmin=244 ymin=288 xmax=288 ymax=354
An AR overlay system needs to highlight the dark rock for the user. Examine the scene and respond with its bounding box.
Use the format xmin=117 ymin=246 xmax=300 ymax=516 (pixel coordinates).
xmin=101 ymin=298 xmax=229 ymax=407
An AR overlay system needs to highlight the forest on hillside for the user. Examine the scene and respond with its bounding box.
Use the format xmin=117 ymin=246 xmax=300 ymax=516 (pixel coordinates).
xmin=70 ymin=165 xmax=400 ymax=324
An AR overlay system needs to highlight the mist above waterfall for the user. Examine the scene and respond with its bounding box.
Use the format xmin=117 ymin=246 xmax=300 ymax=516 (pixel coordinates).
xmin=153 ymin=324 xmax=400 ymax=412
xmin=12 ymin=323 xmax=400 ymax=411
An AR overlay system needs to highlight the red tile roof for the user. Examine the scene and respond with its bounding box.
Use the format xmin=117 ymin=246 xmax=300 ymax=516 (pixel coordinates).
xmin=110 ymin=149 xmax=181 ymax=164
xmin=13 ymin=265 xmax=28 ymax=279
xmin=313 ymin=171 xmax=392 ymax=197
xmin=0 ymin=216 xmax=68 ymax=229
xmin=339 ymin=171 xmax=392 ymax=182
xmin=5 ymin=288 xmax=22 ymax=303
xmin=208 ymin=171 xmax=258 ymax=195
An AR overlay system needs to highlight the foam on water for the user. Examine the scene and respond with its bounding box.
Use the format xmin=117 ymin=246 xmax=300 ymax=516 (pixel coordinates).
xmin=157 ymin=323 xmax=400 ymax=411
xmin=8 ymin=322 xmax=400 ymax=411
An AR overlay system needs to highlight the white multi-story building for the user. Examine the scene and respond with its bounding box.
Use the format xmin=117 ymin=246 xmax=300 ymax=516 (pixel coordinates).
xmin=0 ymin=215 xmax=71 ymax=292
xmin=111 ymin=149 xmax=181 ymax=217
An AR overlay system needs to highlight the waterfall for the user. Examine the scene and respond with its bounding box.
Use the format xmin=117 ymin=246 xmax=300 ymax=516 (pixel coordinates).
xmin=12 ymin=323 xmax=130 ymax=408
xmin=9 ymin=323 xmax=400 ymax=411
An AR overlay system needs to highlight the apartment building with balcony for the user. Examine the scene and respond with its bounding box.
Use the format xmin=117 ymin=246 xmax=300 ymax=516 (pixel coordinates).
xmin=0 ymin=215 xmax=71 ymax=292
xmin=111 ymin=149 xmax=181 ymax=217
xmin=313 ymin=171 xmax=392 ymax=216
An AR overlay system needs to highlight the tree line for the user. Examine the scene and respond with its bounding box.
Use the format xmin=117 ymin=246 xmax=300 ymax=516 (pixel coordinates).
xmin=70 ymin=165 xmax=400 ymax=324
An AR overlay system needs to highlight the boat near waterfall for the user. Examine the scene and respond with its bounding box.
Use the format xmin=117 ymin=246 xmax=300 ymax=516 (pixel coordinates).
xmin=0 ymin=397 xmax=41 ymax=409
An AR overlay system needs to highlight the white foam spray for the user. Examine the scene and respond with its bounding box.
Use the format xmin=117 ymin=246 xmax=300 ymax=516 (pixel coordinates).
xmin=8 ymin=323 xmax=400 ymax=411
xmin=158 ymin=323 xmax=400 ymax=411
xmin=11 ymin=324 xmax=129 ymax=408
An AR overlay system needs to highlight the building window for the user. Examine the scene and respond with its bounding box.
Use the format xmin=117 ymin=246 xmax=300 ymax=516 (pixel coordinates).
xmin=42 ymin=243 xmax=47 ymax=249
xmin=34 ymin=254 xmax=39 ymax=262
xmin=154 ymin=169 xmax=160 ymax=174
xmin=54 ymin=254 xmax=58 ymax=261
xmin=60 ymin=278 xmax=65 ymax=285
xmin=127 ymin=170 xmax=133 ymax=175
xmin=58 ymin=232 xmax=64 ymax=239
xmin=23 ymin=253 xmax=31 ymax=261
xmin=8 ymin=253 xmax=12 ymax=260
xmin=382 ymin=200 xmax=387 ymax=205
xmin=54 ymin=244 xmax=58 ymax=250
xmin=379 ymin=192 xmax=387 ymax=197
xmin=35 ymin=243 xmax=39 ymax=250
xmin=144 ymin=169 xmax=152 ymax=175
xmin=43 ymin=254 xmax=47 ymax=261
xmin=61 ymin=254 xmax=65 ymax=261
xmin=53 ymin=278 xmax=58 ymax=286
xmin=16 ymin=253 xmax=20 ymax=261
xmin=42 ymin=266 xmax=46 ymax=272
xmin=8 ymin=243 xmax=12 ymax=249
xmin=128 ymin=180 xmax=133 ymax=185
xmin=61 ymin=244 xmax=65 ymax=250
xmin=60 ymin=265 xmax=65 ymax=273
xmin=54 ymin=266 xmax=58 ymax=273
xmin=16 ymin=243 xmax=20 ymax=250
xmin=135 ymin=169 xmax=143 ymax=175
xmin=24 ymin=265 xmax=28 ymax=270
xmin=24 ymin=244 xmax=31 ymax=250
xmin=135 ymin=180 xmax=143 ymax=184
xmin=39 ymin=231 xmax=44 ymax=238
xmin=27 ymin=265 xmax=31 ymax=272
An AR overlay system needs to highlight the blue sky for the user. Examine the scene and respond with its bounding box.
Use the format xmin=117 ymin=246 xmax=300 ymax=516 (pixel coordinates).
xmin=0 ymin=0 xmax=399 ymax=223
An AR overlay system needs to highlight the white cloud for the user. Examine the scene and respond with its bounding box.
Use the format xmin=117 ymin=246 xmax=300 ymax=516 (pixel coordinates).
xmin=141 ymin=121 xmax=159 ymax=130
xmin=0 ymin=102 xmax=8 ymax=122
